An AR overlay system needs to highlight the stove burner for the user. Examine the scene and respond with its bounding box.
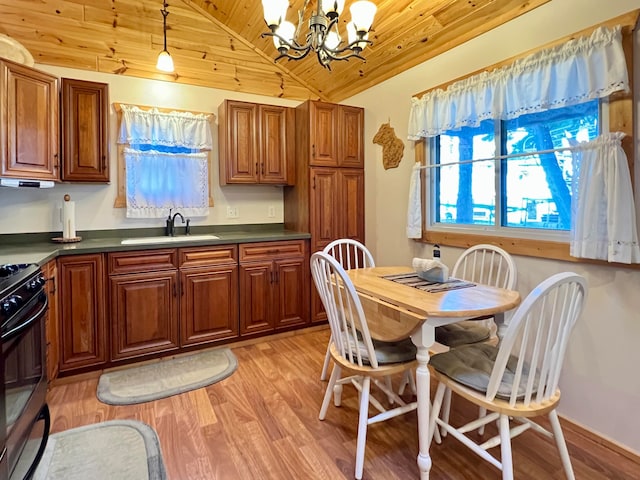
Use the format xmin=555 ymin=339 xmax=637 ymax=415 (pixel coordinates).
xmin=0 ymin=264 xmax=29 ymax=278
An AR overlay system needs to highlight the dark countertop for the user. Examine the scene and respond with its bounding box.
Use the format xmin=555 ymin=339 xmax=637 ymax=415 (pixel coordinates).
xmin=0 ymin=224 xmax=311 ymax=266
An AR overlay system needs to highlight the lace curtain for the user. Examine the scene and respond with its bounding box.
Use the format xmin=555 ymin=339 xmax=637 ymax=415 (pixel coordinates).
xmin=117 ymin=105 xmax=212 ymax=218
xmin=570 ymin=133 xmax=640 ymax=264
xmin=407 ymin=26 xmax=629 ymax=139
xmin=124 ymin=148 xmax=210 ymax=219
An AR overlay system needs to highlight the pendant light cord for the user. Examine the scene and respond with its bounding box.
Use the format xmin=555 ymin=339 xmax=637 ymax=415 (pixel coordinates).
xmin=161 ymin=2 xmax=169 ymax=51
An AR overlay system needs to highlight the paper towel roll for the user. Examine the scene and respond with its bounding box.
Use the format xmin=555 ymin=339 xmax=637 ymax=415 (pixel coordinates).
xmin=62 ymin=196 xmax=76 ymax=239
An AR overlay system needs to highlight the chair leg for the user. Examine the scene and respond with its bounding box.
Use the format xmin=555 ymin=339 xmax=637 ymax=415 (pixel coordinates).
xmin=319 ymin=365 xmax=340 ymax=420
xmin=498 ymin=414 xmax=514 ymax=480
xmin=478 ymin=406 xmax=488 ymax=435
xmin=354 ymin=376 xmax=371 ymax=480
xmin=549 ymin=410 xmax=576 ymax=480
xmin=429 ymin=383 xmax=447 ymax=447
xmin=440 ymin=387 xmax=452 ymax=437
xmin=320 ymin=339 xmax=332 ymax=381
xmin=384 ymin=376 xmax=395 ymax=404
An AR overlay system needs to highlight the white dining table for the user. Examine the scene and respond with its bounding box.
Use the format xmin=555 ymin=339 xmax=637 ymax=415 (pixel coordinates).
xmin=346 ymin=266 xmax=521 ymax=479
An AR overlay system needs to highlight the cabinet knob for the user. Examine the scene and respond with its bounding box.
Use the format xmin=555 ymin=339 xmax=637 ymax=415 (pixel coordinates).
xmin=312 ymin=144 xmax=316 ymax=157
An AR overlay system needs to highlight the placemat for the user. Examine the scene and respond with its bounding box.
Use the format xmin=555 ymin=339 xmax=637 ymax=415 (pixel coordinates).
xmin=382 ymin=272 xmax=476 ymax=293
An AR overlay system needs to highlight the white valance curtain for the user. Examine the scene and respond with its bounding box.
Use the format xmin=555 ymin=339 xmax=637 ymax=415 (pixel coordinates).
xmin=570 ymin=133 xmax=640 ymax=264
xmin=117 ymin=104 xmax=212 ymax=219
xmin=118 ymin=104 xmax=213 ymax=150
xmin=407 ymin=25 xmax=629 ymax=139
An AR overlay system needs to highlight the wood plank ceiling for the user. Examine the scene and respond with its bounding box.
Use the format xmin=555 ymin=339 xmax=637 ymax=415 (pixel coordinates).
xmin=0 ymin=0 xmax=549 ymax=103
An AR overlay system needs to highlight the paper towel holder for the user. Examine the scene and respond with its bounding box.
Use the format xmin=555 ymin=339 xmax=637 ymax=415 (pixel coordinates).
xmin=51 ymin=194 xmax=83 ymax=243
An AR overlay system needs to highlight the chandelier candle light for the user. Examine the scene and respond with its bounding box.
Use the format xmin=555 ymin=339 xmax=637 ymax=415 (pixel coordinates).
xmin=156 ymin=1 xmax=174 ymax=73
xmin=261 ymin=0 xmax=377 ymax=69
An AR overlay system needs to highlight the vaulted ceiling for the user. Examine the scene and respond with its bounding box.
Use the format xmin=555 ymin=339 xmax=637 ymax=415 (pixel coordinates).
xmin=0 ymin=0 xmax=549 ymax=103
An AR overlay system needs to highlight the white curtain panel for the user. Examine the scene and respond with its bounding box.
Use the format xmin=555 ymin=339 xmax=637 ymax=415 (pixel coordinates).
xmin=406 ymin=163 xmax=423 ymax=238
xmin=118 ymin=104 xmax=213 ymax=150
xmin=125 ymin=148 xmax=210 ymax=219
xmin=407 ymin=25 xmax=629 ymax=140
xmin=570 ymin=132 xmax=640 ymax=264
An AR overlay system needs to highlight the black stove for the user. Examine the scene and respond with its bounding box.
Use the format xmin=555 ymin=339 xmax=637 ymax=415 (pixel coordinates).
xmin=0 ymin=262 xmax=50 ymax=480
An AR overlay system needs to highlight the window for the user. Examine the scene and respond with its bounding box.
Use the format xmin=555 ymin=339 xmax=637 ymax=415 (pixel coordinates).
xmin=408 ymin=16 xmax=638 ymax=262
xmin=432 ymin=100 xmax=600 ymax=236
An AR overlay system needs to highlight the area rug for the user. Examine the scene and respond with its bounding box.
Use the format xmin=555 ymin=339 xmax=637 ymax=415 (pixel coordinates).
xmin=97 ymin=347 xmax=238 ymax=405
xmin=32 ymin=420 xmax=166 ymax=480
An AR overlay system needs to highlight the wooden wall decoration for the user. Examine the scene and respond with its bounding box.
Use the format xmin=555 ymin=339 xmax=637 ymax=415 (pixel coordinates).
xmin=373 ymin=122 xmax=405 ymax=170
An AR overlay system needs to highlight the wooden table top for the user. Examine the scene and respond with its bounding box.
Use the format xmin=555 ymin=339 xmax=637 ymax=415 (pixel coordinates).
xmin=347 ymin=266 xmax=521 ymax=342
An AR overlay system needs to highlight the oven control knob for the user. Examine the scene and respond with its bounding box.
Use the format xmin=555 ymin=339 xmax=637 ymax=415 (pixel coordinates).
xmin=2 ymin=295 xmax=21 ymax=314
xmin=1 ymin=301 xmax=12 ymax=315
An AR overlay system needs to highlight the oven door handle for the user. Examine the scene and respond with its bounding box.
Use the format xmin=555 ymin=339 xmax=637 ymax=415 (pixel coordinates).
xmin=1 ymin=294 xmax=48 ymax=342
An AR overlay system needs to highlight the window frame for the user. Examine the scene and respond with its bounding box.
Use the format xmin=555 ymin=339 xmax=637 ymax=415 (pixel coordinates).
xmin=413 ymin=12 xmax=637 ymax=266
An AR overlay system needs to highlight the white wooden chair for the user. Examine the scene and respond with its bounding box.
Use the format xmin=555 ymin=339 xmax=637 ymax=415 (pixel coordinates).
xmin=320 ymin=239 xmax=375 ymax=381
xmin=310 ymin=252 xmax=418 ymax=480
xmin=436 ymin=244 xmax=518 ymax=434
xmin=428 ymin=272 xmax=587 ymax=480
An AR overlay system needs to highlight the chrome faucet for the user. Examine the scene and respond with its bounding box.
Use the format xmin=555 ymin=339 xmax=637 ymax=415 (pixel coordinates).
xmin=165 ymin=209 xmax=185 ymax=236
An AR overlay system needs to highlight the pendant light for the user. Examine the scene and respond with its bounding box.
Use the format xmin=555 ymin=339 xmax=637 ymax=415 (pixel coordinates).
xmin=156 ymin=1 xmax=174 ymax=73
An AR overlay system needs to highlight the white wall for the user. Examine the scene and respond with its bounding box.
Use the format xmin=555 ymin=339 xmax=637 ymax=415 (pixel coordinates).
xmin=0 ymin=66 xmax=299 ymax=235
xmin=347 ymin=0 xmax=640 ymax=454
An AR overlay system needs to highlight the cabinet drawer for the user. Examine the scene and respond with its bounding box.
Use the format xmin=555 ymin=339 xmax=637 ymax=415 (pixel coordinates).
xmin=179 ymin=245 xmax=237 ymax=268
xmin=108 ymin=249 xmax=177 ymax=274
xmin=239 ymin=240 xmax=306 ymax=262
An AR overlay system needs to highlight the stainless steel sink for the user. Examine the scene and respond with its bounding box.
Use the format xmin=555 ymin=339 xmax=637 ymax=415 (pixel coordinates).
xmin=120 ymin=234 xmax=219 ymax=245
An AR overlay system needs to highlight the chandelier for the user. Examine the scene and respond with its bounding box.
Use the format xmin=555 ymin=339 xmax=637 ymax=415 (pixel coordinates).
xmin=261 ymin=0 xmax=377 ymax=70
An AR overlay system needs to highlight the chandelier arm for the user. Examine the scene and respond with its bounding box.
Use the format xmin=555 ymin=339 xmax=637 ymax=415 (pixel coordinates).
xmin=261 ymin=32 xmax=314 ymax=53
xmin=295 ymin=0 xmax=312 ymax=41
xmin=329 ymin=38 xmax=374 ymax=55
xmin=321 ymin=50 xmax=367 ymax=63
xmin=275 ymin=48 xmax=313 ymax=63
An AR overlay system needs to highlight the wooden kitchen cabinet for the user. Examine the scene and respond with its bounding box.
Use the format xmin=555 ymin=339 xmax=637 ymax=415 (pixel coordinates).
xmin=306 ymin=101 xmax=364 ymax=168
xmin=218 ymin=99 xmax=294 ymax=185
xmin=285 ymin=100 xmax=365 ymax=323
xmin=0 ymin=59 xmax=59 ymax=181
xmin=108 ymin=250 xmax=179 ymax=361
xmin=239 ymin=240 xmax=309 ymax=336
xmin=61 ymin=78 xmax=109 ymax=182
xmin=43 ymin=260 xmax=59 ymax=382
xmin=179 ymin=245 xmax=239 ymax=347
xmin=58 ymin=254 xmax=107 ymax=372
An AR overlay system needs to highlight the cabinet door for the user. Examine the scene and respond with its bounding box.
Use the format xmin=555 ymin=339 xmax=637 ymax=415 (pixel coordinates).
xmin=44 ymin=260 xmax=59 ymax=382
xmin=181 ymin=265 xmax=238 ymax=347
xmin=0 ymin=60 xmax=58 ymax=180
xmin=58 ymin=254 xmax=106 ymax=372
xmin=110 ymin=271 xmax=179 ymax=361
xmin=239 ymin=261 xmax=273 ymax=335
xmin=61 ymin=78 xmax=109 ymax=182
xmin=309 ymin=101 xmax=339 ymax=167
xmin=219 ymin=100 xmax=258 ymax=184
xmin=339 ymin=105 xmax=364 ymax=168
xmin=309 ymin=167 xmax=341 ymax=252
xmin=340 ymin=169 xmax=365 ymax=242
xmin=258 ymin=104 xmax=294 ymax=185
xmin=273 ymin=258 xmax=308 ymax=330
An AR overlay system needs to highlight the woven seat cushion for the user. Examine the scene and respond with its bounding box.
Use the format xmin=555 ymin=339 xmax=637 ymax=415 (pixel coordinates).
xmin=430 ymin=343 xmax=536 ymax=400
xmin=435 ymin=320 xmax=491 ymax=348
xmin=344 ymin=334 xmax=417 ymax=366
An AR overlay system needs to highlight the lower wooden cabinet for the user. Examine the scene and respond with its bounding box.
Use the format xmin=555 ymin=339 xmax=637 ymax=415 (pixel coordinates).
xmin=179 ymin=245 xmax=239 ymax=347
xmin=54 ymin=239 xmax=309 ymax=375
xmin=58 ymin=254 xmax=107 ymax=372
xmin=110 ymin=270 xmax=179 ymax=360
xmin=239 ymin=240 xmax=309 ymax=336
xmin=108 ymin=250 xmax=179 ymax=361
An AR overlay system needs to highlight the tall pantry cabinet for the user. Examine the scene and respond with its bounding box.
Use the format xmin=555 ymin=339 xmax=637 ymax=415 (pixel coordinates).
xmin=284 ymin=100 xmax=365 ymax=323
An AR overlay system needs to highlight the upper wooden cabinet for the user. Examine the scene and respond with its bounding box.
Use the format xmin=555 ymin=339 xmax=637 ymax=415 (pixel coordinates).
xmin=305 ymin=101 xmax=364 ymax=168
xmin=61 ymin=78 xmax=109 ymax=182
xmin=218 ymin=99 xmax=294 ymax=185
xmin=0 ymin=59 xmax=59 ymax=181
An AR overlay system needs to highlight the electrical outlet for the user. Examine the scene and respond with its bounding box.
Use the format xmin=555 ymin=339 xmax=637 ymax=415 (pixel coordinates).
xmin=226 ymin=206 xmax=239 ymax=218
xmin=268 ymin=205 xmax=276 ymax=218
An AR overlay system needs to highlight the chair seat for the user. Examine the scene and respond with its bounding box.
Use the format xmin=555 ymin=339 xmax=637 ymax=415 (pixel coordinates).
xmin=345 ymin=335 xmax=417 ymax=366
xmin=430 ymin=343 xmax=536 ymax=400
xmin=435 ymin=321 xmax=491 ymax=347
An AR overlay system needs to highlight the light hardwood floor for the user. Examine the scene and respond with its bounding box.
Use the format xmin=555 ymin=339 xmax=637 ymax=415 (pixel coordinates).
xmin=46 ymin=328 xmax=640 ymax=479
